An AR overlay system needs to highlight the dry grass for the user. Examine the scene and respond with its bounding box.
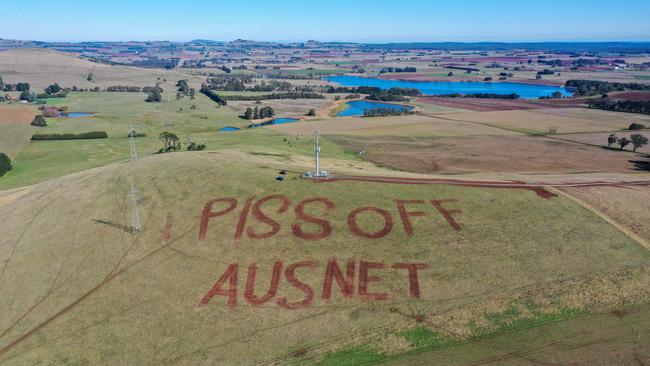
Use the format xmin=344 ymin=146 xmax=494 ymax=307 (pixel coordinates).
xmin=0 ymin=49 xmax=203 ymax=91
xmin=0 ymin=153 xmax=648 ymax=364
xmin=269 ymin=114 xmax=514 ymax=137
xmin=559 ymin=185 xmax=650 ymax=242
xmin=331 ymin=134 xmax=650 ymax=174
xmin=443 ymin=107 xmax=650 ymax=134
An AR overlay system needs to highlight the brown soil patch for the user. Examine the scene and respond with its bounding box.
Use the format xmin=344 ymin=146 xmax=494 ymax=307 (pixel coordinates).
xmin=559 ymin=185 xmax=650 ymax=242
xmin=609 ymin=91 xmax=650 ymax=101
xmin=332 ymin=134 xmax=650 ymax=174
xmin=0 ymin=104 xmax=38 ymax=124
xmin=417 ymin=97 xmax=588 ymax=112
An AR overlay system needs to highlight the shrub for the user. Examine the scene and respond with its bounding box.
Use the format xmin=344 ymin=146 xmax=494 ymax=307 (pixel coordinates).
xmin=31 ymin=115 xmax=47 ymax=127
xmin=31 ymin=131 xmax=108 ymax=140
xmin=0 ymin=153 xmax=12 ymax=177
xmin=629 ymin=123 xmax=646 ymax=130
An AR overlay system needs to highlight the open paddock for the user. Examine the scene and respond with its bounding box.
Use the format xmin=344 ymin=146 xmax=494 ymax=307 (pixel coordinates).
xmin=268 ymin=114 xmax=516 ymax=137
xmin=442 ymin=108 xmax=650 ymax=134
xmin=417 ymin=97 xmax=589 ymax=112
xmin=331 ymin=134 xmax=650 ymax=174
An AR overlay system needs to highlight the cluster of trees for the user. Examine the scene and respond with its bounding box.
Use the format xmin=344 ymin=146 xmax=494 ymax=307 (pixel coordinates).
xmin=124 ymin=57 xmax=180 ymax=69
xmin=538 ymin=59 xmax=564 ymax=67
xmin=364 ymin=87 xmax=421 ymax=102
xmin=144 ymin=86 xmax=164 ymax=103
xmin=363 ymin=108 xmax=415 ymax=117
xmin=158 ymin=132 xmax=206 ymax=153
xmin=106 ymin=85 xmax=144 ymax=92
xmin=566 ymin=80 xmax=650 ymax=97
xmin=608 ymin=133 xmax=648 ymax=152
xmin=38 ymin=83 xmax=68 ymax=99
xmin=435 ymin=93 xmax=520 ymax=99
xmin=31 ymin=131 xmax=108 ymax=140
xmin=379 ymin=67 xmax=417 ymax=74
xmin=247 ymin=80 xmax=293 ymax=92
xmin=2 ymin=81 xmax=30 ymax=92
xmin=222 ymin=92 xmax=325 ymax=101
xmin=243 ymin=106 xmax=275 ymax=120
xmin=206 ymin=74 xmax=254 ymax=91
xmin=19 ymin=91 xmax=37 ymax=102
xmin=588 ymin=100 xmax=650 ymax=115
xmin=176 ymin=80 xmax=196 ymax=99
xmin=0 ymin=152 xmax=12 ymax=177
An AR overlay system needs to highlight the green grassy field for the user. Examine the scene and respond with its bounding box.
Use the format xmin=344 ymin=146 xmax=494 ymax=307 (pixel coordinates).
xmin=0 ymin=153 xmax=648 ymax=364
xmin=0 ymin=92 xmax=344 ymax=189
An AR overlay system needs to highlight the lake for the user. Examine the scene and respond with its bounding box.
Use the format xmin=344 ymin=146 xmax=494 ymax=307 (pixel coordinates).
xmin=338 ymin=100 xmax=414 ymax=117
xmin=325 ymin=76 xmax=572 ymax=99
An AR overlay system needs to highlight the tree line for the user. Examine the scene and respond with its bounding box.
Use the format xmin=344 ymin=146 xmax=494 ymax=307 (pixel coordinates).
xmin=588 ymin=100 xmax=650 ymax=115
xmin=243 ymin=106 xmax=275 ymax=120
xmin=566 ymin=80 xmax=650 ymax=97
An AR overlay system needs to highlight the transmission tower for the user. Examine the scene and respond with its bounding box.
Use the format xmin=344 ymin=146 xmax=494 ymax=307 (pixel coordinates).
xmin=129 ymin=125 xmax=138 ymax=161
xmin=129 ymin=184 xmax=142 ymax=234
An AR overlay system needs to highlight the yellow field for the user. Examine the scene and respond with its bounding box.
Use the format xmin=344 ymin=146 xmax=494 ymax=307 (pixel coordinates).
xmin=0 ymin=49 xmax=203 ymax=91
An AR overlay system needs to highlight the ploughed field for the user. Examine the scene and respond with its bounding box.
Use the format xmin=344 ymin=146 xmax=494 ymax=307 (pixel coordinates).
xmin=0 ymin=153 xmax=649 ymax=364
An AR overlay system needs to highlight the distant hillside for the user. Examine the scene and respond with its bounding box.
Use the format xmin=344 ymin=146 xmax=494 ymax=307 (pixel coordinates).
xmin=361 ymin=41 xmax=650 ymax=53
xmin=0 ymin=49 xmax=202 ymax=90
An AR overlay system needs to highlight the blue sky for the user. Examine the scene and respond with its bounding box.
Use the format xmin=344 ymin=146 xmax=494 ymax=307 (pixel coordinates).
xmin=2 ymin=0 xmax=649 ymax=42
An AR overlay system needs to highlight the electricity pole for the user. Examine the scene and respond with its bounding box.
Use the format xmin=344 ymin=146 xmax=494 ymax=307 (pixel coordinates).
xmin=129 ymin=184 xmax=142 ymax=233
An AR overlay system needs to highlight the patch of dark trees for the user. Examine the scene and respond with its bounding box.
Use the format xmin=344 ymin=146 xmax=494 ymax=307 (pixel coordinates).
xmin=200 ymin=87 xmax=228 ymax=105
xmin=363 ymin=108 xmax=415 ymax=117
xmin=31 ymin=131 xmax=108 ymax=140
xmin=222 ymin=92 xmax=325 ymax=101
xmin=243 ymin=106 xmax=275 ymax=120
xmin=588 ymin=100 xmax=650 ymax=115
xmin=566 ymin=80 xmax=650 ymax=97
xmin=379 ymin=67 xmax=417 ymax=74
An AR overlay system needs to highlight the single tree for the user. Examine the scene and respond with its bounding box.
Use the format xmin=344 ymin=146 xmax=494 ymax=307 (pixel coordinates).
xmin=31 ymin=115 xmax=47 ymax=127
xmin=146 ymin=89 xmax=162 ymax=103
xmin=189 ymin=88 xmax=195 ymax=99
xmin=0 ymin=152 xmax=12 ymax=177
xmin=630 ymin=133 xmax=648 ymax=152
xmin=607 ymin=133 xmax=617 ymax=147
xmin=618 ymin=137 xmax=630 ymax=151
xmin=19 ymin=91 xmax=36 ymax=102
xmin=16 ymin=82 xmax=30 ymax=91
xmin=307 ymin=109 xmax=316 ymax=116
xmin=244 ymin=108 xmax=253 ymax=120
xmin=159 ymin=131 xmax=180 ymax=153
xmin=44 ymin=83 xmax=61 ymax=95
xmin=253 ymin=106 xmax=259 ymax=119
xmin=87 ymin=73 xmax=94 ymax=81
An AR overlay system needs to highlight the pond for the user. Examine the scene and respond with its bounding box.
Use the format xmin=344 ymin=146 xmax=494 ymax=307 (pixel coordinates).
xmin=325 ymin=76 xmax=572 ymax=99
xmin=219 ymin=127 xmax=241 ymax=132
xmin=59 ymin=112 xmax=96 ymax=118
xmin=337 ymin=100 xmax=414 ymax=117
xmin=248 ymin=118 xmax=299 ymax=128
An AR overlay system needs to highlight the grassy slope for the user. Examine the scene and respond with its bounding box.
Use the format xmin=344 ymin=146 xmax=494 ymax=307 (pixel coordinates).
xmin=0 ymin=92 xmax=348 ymax=190
xmin=0 ymin=153 xmax=648 ymax=364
